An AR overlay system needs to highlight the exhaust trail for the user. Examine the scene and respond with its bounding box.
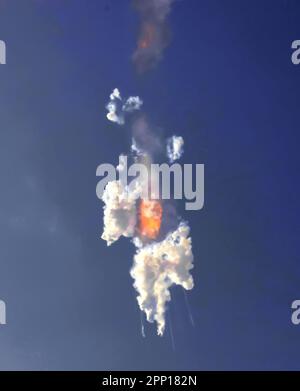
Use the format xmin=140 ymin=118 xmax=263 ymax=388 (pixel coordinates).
xmin=168 ymin=311 xmax=176 ymax=352
xmin=140 ymin=311 xmax=146 ymax=338
xmin=183 ymin=287 xmax=195 ymax=328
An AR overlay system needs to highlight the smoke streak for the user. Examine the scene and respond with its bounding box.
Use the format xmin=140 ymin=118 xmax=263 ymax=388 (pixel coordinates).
xmin=140 ymin=311 xmax=146 ymax=338
xmin=132 ymin=0 xmax=174 ymax=73
xmin=183 ymin=287 xmax=195 ymax=327
xmin=168 ymin=311 xmax=176 ymax=351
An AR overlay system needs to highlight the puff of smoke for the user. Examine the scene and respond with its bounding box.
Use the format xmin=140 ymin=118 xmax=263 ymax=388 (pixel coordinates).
xmin=106 ymin=88 xmax=143 ymax=125
xmin=130 ymin=222 xmax=194 ymax=335
xmin=110 ymin=88 xmax=122 ymax=101
xmin=132 ymin=0 xmax=174 ymax=73
xmin=123 ymin=96 xmax=143 ymax=112
xmin=167 ymin=135 xmax=184 ymax=163
xmin=106 ymin=101 xmax=125 ymax=125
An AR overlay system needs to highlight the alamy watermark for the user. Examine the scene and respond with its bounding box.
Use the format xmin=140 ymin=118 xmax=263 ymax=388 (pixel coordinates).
xmin=291 ymin=40 xmax=300 ymax=65
xmin=0 ymin=40 xmax=6 ymax=64
xmin=0 ymin=300 xmax=6 ymax=325
xmin=291 ymin=300 xmax=300 ymax=325
xmin=96 ymin=156 xmax=204 ymax=211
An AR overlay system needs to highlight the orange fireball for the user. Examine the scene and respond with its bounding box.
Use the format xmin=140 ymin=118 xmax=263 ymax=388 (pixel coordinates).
xmin=139 ymin=199 xmax=162 ymax=239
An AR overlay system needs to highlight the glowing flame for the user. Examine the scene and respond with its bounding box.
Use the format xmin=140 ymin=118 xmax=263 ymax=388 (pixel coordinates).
xmin=138 ymin=23 xmax=156 ymax=49
xmin=139 ymin=199 xmax=162 ymax=239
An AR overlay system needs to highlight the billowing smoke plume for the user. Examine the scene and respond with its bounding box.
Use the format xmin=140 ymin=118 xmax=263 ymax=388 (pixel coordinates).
xmin=100 ymin=89 xmax=195 ymax=335
xmin=132 ymin=0 xmax=174 ymax=73
xmin=106 ymin=88 xmax=143 ymax=125
xmin=131 ymin=222 xmax=194 ymax=335
xmin=167 ymin=135 xmax=184 ymax=163
xmin=101 ymin=180 xmax=138 ymax=246
xmin=101 ymin=153 xmax=145 ymax=245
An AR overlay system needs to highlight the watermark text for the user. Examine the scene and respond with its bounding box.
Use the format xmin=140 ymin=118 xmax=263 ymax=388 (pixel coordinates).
xmin=0 ymin=300 xmax=6 ymax=325
xmin=0 ymin=40 xmax=6 ymax=64
xmin=96 ymin=157 xmax=204 ymax=211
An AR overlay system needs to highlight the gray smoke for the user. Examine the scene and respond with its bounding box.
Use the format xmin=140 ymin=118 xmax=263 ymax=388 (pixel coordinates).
xmin=132 ymin=0 xmax=174 ymax=73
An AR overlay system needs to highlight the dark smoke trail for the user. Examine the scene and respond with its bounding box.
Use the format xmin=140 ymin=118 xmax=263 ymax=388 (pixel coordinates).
xmin=132 ymin=0 xmax=174 ymax=73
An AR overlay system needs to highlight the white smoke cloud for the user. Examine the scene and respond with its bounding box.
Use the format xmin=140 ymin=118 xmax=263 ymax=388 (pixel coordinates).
xmin=130 ymin=222 xmax=194 ymax=335
xmin=123 ymin=96 xmax=143 ymax=112
xmin=106 ymin=88 xmax=143 ymax=125
xmin=106 ymin=101 xmax=125 ymax=125
xmin=110 ymin=88 xmax=122 ymax=101
xmin=167 ymin=135 xmax=184 ymax=163
xmin=101 ymin=180 xmax=140 ymax=246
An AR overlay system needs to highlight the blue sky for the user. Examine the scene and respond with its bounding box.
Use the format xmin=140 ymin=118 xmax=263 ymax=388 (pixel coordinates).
xmin=0 ymin=0 xmax=299 ymax=370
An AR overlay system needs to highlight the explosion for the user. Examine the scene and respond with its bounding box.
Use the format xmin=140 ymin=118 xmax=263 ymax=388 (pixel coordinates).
xmin=100 ymin=89 xmax=195 ymax=336
xmin=98 ymin=0 xmax=197 ymax=337
xmin=139 ymin=199 xmax=162 ymax=239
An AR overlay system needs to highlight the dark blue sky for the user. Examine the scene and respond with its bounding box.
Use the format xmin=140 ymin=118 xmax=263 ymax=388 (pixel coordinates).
xmin=0 ymin=0 xmax=300 ymax=370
